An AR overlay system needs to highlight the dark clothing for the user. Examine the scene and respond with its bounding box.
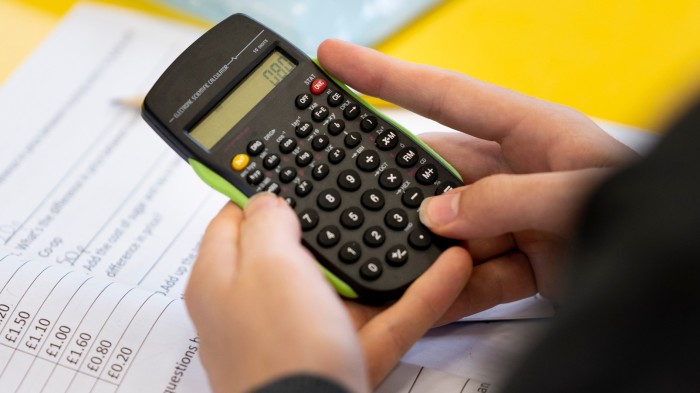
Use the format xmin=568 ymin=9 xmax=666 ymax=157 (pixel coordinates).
xmin=501 ymin=98 xmax=700 ymax=393
xmin=251 ymin=374 xmax=350 ymax=393
xmin=253 ymin=100 xmax=700 ymax=393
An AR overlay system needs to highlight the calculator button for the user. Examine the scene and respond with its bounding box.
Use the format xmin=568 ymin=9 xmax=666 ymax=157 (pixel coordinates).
xmin=386 ymin=245 xmax=409 ymax=267
xmin=344 ymin=132 xmax=362 ymax=148
xmin=317 ymin=188 xmax=342 ymax=211
xmin=312 ymin=163 xmax=330 ymax=180
xmin=379 ymin=168 xmax=403 ymax=190
xmin=317 ymin=225 xmax=340 ymax=248
xmin=360 ymin=116 xmax=378 ymax=132
xmin=436 ymin=180 xmax=458 ymax=195
xmin=284 ymin=196 xmax=296 ymax=208
xmin=328 ymin=147 xmax=346 ymax=164
xmin=384 ymin=208 xmax=409 ymax=230
xmin=361 ymin=189 xmax=385 ymax=210
xmin=338 ymin=169 xmax=362 ymax=191
xmin=296 ymin=150 xmax=313 ymax=167
xmin=295 ymin=180 xmax=313 ymax=197
xmin=416 ymin=163 xmax=438 ymax=185
xmin=328 ymin=119 xmax=345 ymax=135
xmin=396 ymin=146 xmax=419 ymax=167
xmin=310 ymin=78 xmax=328 ymax=95
xmin=328 ymin=91 xmax=344 ymax=107
xmin=344 ymin=103 xmax=360 ymax=120
xmin=279 ymin=167 xmax=297 ymax=183
xmin=340 ymin=206 xmax=364 ymax=229
xmin=263 ymin=153 xmax=280 ymax=169
xmin=299 ymin=209 xmax=319 ymax=231
xmin=402 ymin=187 xmax=424 ymax=208
xmin=357 ymin=150 xmax=380 ymax=171
xmin=265 ymin=182 xmax=281 ymax=194
xmin=295 ymin=93 xmax=312 ymax=109
xmin=231 ymin=153 xmax=249 ymax=171
xmin=296 ymin=121 xmax=313 ymax=138
xmin=312 ymin=106 xmax=330 ymax=122
xmin=360 ymin=258 xmax=383 ymax=280
xmin=363 ymin=226 xmax=386 ymax=247
xmin=279 ymin=137 xmax=297 ymax=154
xmin=376 ymin=130 xmax=399 ymax=151
xmin=339 ymin=241 xmax=362 ymax=264
xmin=246 ymin=169 xmax=264 ymax=185
xmin=312 ymin=134 xmax=330 ymax=151
xmin=408 ymin=226 xmax=432 ymax=250
xmin=247 ymin=140 xmax=265 ymax=156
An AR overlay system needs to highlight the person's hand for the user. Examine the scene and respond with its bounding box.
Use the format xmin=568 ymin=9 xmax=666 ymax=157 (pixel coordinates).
xmin=185 ymin=195 xmax=366 ymax=393
xmin=185 ymin=194 xmax=472 ymax=391
xmin=317 ymin=39 xmax=639 ymax=320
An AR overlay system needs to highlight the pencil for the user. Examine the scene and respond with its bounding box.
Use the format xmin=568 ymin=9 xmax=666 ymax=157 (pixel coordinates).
xmin=113 ymin=96 xmax=144 ymax=110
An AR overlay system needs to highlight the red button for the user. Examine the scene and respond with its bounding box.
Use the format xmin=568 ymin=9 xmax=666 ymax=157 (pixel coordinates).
xmin=310 ymin=78 xmax=328 ymax=95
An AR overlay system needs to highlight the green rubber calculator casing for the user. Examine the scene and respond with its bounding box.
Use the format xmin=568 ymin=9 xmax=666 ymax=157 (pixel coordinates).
xmin=142 ymin=13 xmax=463 ymax=303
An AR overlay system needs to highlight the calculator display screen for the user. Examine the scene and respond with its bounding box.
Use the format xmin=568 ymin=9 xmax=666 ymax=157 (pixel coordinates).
xmin=189 ymin=50 xmax=296 ymax=149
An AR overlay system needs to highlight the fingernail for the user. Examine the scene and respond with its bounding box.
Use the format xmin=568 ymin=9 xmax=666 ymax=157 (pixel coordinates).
xmin=419 ymin=193 xmax=459 ymax=228
xmin=245 ymin=192 xmax=280 ymax=215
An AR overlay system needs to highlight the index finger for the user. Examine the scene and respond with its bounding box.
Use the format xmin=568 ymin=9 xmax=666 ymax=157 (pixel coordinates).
xmin=317 ymin=39 xmax=547 ymax=144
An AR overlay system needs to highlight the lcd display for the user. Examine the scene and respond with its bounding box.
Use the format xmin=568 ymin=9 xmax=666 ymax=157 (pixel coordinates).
xmin=189 ymin=50 xmax=296 ymax=149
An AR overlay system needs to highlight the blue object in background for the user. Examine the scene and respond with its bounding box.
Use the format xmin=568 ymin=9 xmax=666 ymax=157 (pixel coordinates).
xmin=153 ymin=0 xmax=443 ymax=54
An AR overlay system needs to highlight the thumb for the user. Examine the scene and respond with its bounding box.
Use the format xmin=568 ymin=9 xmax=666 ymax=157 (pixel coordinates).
xmin=420 ymin=168 xmax=611 ymax=239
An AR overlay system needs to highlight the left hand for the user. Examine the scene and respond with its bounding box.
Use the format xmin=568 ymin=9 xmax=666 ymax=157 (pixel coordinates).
xmin=186 ymin=195 xmax=366 ymax=393
xmin=185 ymin=194 xmax=472 ymax=391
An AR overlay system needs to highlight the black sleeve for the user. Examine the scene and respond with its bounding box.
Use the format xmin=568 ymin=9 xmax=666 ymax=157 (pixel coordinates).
xmin=250 ymin=374 xmax=352 ymax=393
xmin=500 ymin=98 xmax=700 ymax=393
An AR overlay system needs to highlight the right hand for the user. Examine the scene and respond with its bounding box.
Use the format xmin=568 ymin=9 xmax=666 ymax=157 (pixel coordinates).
xmin=318 ymin=39 xmax=639 ymax=321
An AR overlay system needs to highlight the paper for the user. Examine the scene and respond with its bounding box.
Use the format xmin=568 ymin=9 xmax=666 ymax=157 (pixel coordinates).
xmin=0 ymin=253 xmax=207 ymax=392
xmin=0 ymin=3 xmax=226 ymax=296
xmin=0 ymin=4 xmax=221 ymax=391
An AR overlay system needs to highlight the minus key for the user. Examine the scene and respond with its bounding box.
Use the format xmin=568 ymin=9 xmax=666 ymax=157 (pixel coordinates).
xmin=402 ymin=187 xmax=424 ymax=208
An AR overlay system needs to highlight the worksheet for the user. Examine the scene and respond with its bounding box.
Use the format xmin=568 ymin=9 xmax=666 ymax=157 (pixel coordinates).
xmin=0 ymin=253 xmax=207 ymax=392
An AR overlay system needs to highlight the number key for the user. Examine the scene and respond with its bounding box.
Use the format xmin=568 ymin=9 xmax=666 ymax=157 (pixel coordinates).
xmin=317 ymin=225 xmax=340 ymax=247
xmin=363 ymin=226 xmax=385 ymax=247
xmin=384 ymin=208 xmax=408 ymax=230
xmin=339 ymin=241 xmax=361 ymax=264
xmin=340 ymin=206 xmax=364 ymax=229
xmin=338 ymin=169 xmax=361 ymax=191
xmin=317 ymin=189 xmax=341 ymax=211
xmin=361 ymin=189 xmax=385 ymax=210
xmin=360 ymin=259 xmax=383 ymax=280
xmin=298 ymin=209 xmax=319 ymax=231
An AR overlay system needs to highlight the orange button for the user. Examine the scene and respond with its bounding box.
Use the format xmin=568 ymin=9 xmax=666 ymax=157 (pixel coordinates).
xmin=231 ymin=153 xmax=250 ymax=171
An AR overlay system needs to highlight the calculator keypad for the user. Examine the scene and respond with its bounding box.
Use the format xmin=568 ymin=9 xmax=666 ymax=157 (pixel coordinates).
xmin=230 ymin=76 xmax=461 ymax=302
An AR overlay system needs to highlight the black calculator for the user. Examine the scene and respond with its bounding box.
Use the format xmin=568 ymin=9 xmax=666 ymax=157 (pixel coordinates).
xmin=142 ymin=13 xmax=463 ymax=303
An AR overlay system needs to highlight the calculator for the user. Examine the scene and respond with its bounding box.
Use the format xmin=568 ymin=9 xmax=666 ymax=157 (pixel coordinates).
xmin=142 ymin=13 xmax=463 ymax=303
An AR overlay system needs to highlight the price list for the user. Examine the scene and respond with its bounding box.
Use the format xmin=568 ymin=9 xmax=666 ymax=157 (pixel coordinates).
xmin=0 ymin=255 xmax=179 ymax=392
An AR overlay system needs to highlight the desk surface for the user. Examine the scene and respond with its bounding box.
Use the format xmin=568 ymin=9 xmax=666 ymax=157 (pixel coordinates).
xmin=3 ymin=0 xmax=700 ymax=131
